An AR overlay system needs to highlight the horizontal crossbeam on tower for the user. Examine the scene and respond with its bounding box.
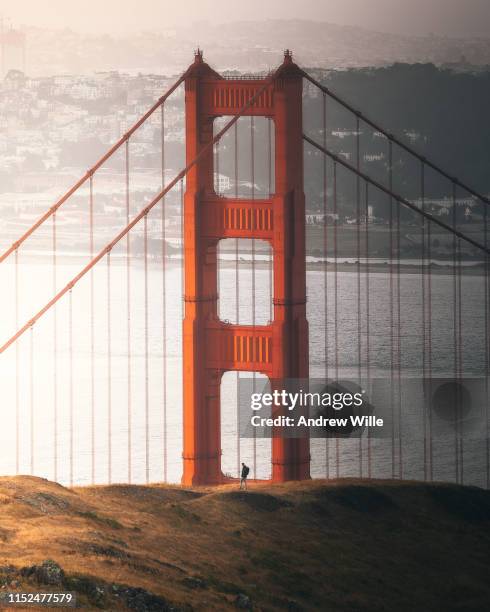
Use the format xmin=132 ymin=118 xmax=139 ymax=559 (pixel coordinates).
xmin=200 ymin=197 xmax=274 ymax=240
xmin=204 ymin=323 xmax=274 ymax=375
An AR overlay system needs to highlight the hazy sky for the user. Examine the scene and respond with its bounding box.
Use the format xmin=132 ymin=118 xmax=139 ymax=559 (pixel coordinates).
xmin=1 ymin=0 xmax=490 ymax=37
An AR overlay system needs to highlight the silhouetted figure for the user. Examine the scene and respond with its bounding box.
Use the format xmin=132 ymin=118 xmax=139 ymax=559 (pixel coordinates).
xmin=240 ymin=462 xmax=250 ymax=490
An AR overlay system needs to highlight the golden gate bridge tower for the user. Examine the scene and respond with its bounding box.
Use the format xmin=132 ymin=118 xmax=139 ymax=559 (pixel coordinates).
xmin=182 ymin=50 xmax=310 ymax=485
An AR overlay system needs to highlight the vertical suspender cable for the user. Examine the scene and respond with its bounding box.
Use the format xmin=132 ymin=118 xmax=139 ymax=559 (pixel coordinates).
xmin=457 ymin=237 xmax=463 ymax=483
xmin=268 ymin=116 xmax=274 ymax=479
xmin=333 ymin=160 xmax=339 ymax=478
xmin=216 ymin=138 xmax=221 ymax=316
xmin=421 ymin=161 xmax=428 ymax=480
xmin=53 ymin=212 xmax=58 ymax=481
xmin=396 ymin=193 xmax=402 ymax=479
xmin=179 ymin=175 xmax=185 ymax=485
xmin=235 ymin=121 xmax=241 ymax=477
xmin=268 ymin=117 xmax=273 ymax=323
xmin=180 ymin=177 xmax=185 ymax=466
xmin=427 ymin=213 xmax=433 ymax=481
xmin=251 ymin=117 xmax=256 ymax=483
xmin=180 ymin=170 xmax=185 ymax=377
xmin=144 ymin=213 xmax=149 ymax=484
xmin=89 ymin=175 xmax=95 ymax=484
xmin=356 ymin=117 xmax=362 ymax=477
xmin=107 ymin=251 xmax=112 ymax=484
xmin=485 ymin=194 xmax=489 ymax=489
xmin=452 ymin=183 xmax=459 ymax=483
xmin=15 ymin=249 xmax=19 ymax=474
xmin=126 ymin=139 xmax=132 ymax=483
xmin=268 ymin=117 xmax=272 ymax=199
xmin=322 ymin=93 xmax=329 ymax=478
xmin=388 ymin=140 xmax=395 ymax=478
xmin=69 ymin=289 xmax=73 ymax=486
xmin=30 ymin=325 xmax=34 ymax=475
xmin=322 ymin=98 xmax=329 ymax=377
xmin=365 ymin=181 xmax=372 ymax=478
xmin=215 ymin=140 xmax=220 ymax=196
xmin=161 ymin=103 xmax=168 ymax=482
xmin=180 ymin=179 xmax=185 ymax=309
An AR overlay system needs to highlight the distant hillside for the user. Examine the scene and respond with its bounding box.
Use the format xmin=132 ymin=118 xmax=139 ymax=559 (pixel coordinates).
xmin=303 ymin=64 xmax=490 ymax=205
xmin=0 ymin=476 xmax=489 ymax=610
xmin=20 ymin=20 xmax=490 ymax=76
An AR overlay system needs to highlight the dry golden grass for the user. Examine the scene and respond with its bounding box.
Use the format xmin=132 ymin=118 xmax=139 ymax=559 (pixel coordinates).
xmin=0 ymin=476 xmax=489 ymax=610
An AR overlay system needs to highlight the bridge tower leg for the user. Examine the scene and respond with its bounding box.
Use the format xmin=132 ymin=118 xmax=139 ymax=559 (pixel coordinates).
xmin=182 ymin=50 xmax=310 ymax=485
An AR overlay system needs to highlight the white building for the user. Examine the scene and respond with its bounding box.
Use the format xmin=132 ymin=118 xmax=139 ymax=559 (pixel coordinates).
xmin=214 ymin=173 xmax=231 ymax=193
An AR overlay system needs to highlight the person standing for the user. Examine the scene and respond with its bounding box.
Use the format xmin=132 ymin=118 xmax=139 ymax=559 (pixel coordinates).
xmin=240 ymin=462 xmax=250 ymax=490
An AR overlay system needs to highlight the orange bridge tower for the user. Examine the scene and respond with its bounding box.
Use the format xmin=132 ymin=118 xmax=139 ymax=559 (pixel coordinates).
xmin=182 ymin=50 xmax=310 ymax=485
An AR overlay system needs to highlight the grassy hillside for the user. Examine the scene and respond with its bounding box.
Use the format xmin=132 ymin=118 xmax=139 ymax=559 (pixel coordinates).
xmin=0 ymin=477 xmax=489 ymax=611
